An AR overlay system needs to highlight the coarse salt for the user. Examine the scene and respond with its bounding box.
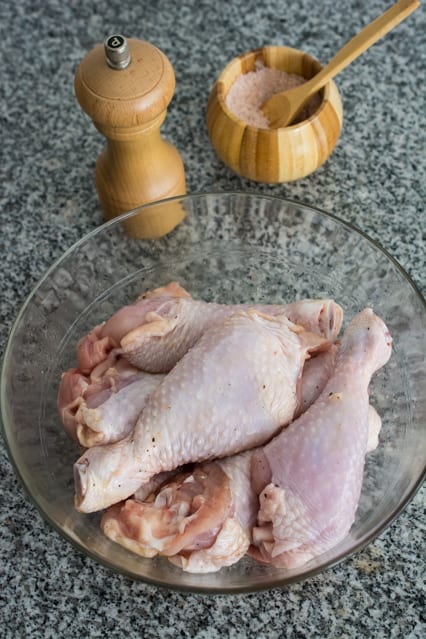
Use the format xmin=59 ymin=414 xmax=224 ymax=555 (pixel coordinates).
xmin=225 ymin=63 xmax=322 ymax=129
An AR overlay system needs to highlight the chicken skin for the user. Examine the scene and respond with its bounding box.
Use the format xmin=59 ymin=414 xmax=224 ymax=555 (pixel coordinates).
xmin=75 ymin=282 xmax=342 ymax=374
xmin=100 ymin=323 xmax=386 ymax=573
xmin=251 ymin=308 xmax=392 ymax=569
xmin=74 ymin=310 xmax=328 ymax=512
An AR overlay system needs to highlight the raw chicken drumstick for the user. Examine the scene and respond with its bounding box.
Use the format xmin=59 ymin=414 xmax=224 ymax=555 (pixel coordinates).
xmin=58 ymin=353 xmax=163 ymax=448
xmin=299 ymin=344 xmax=382 ymax=447
xmin=76 ymin=282 xmax=190 ymax=374
xmin=101 ymin=451 xmax=257 ymax=573
xmin=297 ymin=344 xmax=338 ymax=417
xmin=57 ymin=335 xmax=340 ymax=450
xmin=74 ymin=309 xmax=329 ymax=512
xmin=100 ymin=327 xmax=386 ymax=573
xmin=76 ymin=282 xmax=343 ymax=374
xmin=251 ymin=308 xmax=392 ymax=569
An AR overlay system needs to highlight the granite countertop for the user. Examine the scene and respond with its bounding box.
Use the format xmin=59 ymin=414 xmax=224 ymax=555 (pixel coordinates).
xmin=1 ymin=0 xmax=425 ymax=636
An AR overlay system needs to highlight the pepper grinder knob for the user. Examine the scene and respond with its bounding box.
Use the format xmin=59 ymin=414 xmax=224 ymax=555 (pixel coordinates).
xmin=74 ymin=34 xmax=186 ymax=238
xmin=104 ymin=34 xmax=131 ymax=69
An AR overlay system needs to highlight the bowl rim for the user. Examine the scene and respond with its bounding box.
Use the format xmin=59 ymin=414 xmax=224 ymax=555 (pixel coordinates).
xmin=212 ymin=44 xmax=338 ymax=132
xmin=1 ymin=191 xmax=425 ymax=594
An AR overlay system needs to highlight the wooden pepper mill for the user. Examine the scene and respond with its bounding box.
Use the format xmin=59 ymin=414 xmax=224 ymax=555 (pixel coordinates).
xmin=74 ymin=34 xmax=186 ymax=238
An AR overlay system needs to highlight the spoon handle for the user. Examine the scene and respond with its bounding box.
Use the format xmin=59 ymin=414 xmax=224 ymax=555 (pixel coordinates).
xmin=306 ymin=0 xmax=420 ymax=95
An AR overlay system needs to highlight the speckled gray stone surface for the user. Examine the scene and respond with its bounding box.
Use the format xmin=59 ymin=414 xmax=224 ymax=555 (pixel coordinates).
xmin=0 ymin=0 xmax=425 ymax=637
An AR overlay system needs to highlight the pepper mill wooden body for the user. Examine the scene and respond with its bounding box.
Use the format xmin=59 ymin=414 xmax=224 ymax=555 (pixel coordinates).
xmin=74 ymin=35 xmax=186 ymax=238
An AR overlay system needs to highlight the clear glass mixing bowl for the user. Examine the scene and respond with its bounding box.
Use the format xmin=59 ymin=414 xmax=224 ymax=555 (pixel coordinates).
xmin=1 ymin=193 xmax=425 ymax=593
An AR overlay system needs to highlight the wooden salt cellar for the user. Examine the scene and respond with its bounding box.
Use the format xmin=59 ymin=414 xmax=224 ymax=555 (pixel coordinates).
xmin=207 ymin=46 xmax=343 ymax=183
xmin=75 ymin=35 xmax=186 ymax=238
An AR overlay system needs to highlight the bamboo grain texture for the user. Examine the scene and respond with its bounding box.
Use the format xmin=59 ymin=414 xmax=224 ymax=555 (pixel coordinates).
xmin=206 ymin=46 xmax=343 ymax=183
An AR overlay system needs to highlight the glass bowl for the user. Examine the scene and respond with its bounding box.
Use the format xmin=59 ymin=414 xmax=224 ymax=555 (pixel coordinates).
xmin=1 ymin=192 xmax=425 ymax=593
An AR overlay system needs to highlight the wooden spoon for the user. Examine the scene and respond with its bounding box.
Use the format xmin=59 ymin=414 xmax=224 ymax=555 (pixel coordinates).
xmin=262 ymin=0 xmax=420 ymax=129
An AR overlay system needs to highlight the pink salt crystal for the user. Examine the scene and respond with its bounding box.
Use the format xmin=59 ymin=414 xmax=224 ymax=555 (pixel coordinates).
xmin=225 ymin=64 xmax=322 ymax=129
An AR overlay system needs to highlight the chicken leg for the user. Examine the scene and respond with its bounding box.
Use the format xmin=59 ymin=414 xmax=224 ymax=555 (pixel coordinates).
xmin=100 ymin=313 xmax=388 ymax=572
xmin=76 ymin=282 xmax=342 ymax=374
xmin=251 ymin=308 xmax=392 ymax=569
xmin=74 ymin=310 xmax=328 ymax=512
